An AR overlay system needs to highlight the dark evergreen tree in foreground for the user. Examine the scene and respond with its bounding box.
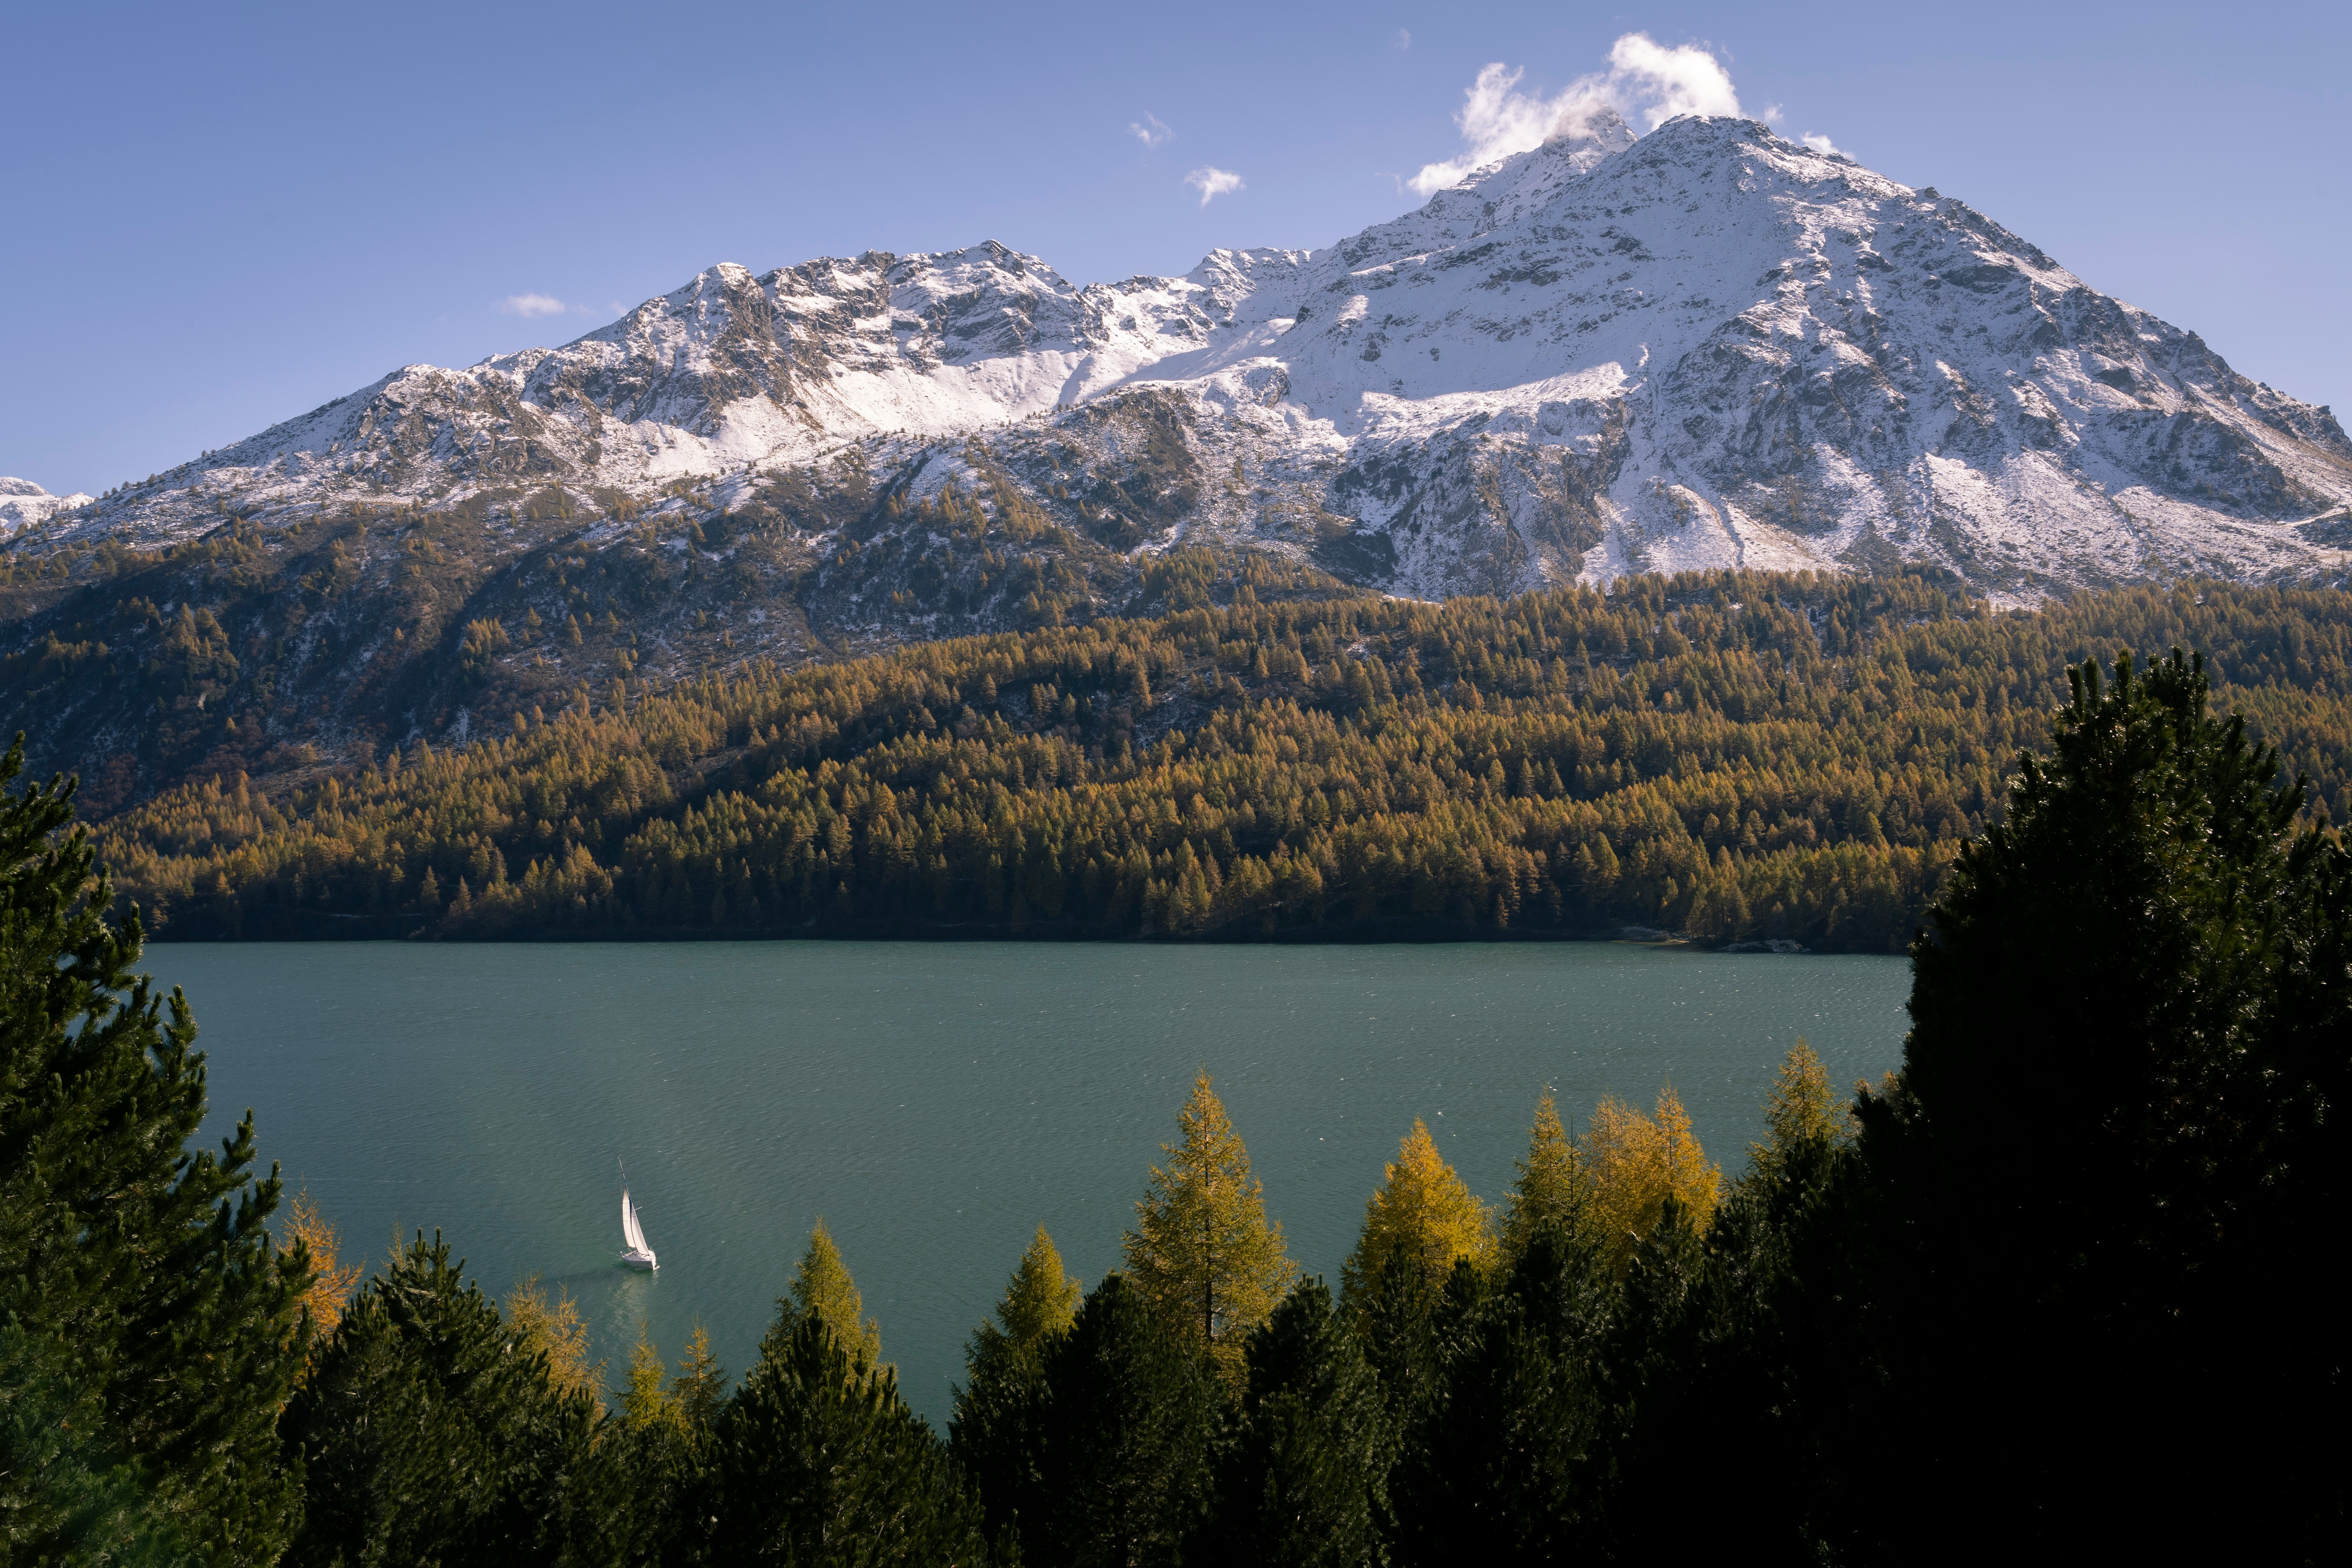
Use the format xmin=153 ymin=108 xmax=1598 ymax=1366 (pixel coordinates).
xmin=1387 ymin=1232 xmax=1615 ymax=1567
xmin=1819 ymin=649 xmax=2348 ymax=1560
xmin=1024 ymin=1272 xmax=1219 ymax=1568
xmin=1207 ymin=1277 xmax=1395 ymax=1568
xmin=0 ymin=736 xmax=307 ymax=1562
xmin=952 ymin=1224 xmax=1082 ymax=1557
xmin=282 ymin=1231 xmax=613 ymax=1564
xmin=715 ymin=1225 xmax=989 ymax=1564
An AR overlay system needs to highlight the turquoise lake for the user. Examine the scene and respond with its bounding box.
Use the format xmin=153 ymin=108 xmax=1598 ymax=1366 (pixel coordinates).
xmin=166 ymin=941 xmax=1911 ymax=1421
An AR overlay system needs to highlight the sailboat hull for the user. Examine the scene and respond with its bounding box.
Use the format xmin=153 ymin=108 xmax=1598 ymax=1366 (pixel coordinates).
xmin=621 ymin=1247 xmax=657 ymax=1270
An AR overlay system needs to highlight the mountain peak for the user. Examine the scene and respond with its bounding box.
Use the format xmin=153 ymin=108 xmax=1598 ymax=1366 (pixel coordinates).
xmin=20 ymin=125 xmax=2349 ymax=608
xmin=1545 ymin=103 xmax=1637 ymax=163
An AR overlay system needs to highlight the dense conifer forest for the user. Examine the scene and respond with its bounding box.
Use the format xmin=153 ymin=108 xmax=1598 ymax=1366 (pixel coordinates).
xmin=87 ymin=570 xmax=2352 ymax=951
xmin=0 ymin=643 xmax=2341 ymax=1562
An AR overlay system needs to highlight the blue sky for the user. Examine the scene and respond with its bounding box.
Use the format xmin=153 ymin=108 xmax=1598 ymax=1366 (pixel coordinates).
xmin=5 ymin=1 xmax=2345 ymax=497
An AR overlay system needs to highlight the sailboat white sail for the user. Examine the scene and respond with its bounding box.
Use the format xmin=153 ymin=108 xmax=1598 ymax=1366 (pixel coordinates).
xmin=620 ymin=1177 xmax=657 ymax=1270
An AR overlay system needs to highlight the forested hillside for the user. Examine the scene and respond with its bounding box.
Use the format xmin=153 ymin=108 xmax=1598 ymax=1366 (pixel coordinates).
xmin=96 ymin=570 xmax=2352 ymax=951
xmin=1 ymin=476 xmax=1356 ymax=818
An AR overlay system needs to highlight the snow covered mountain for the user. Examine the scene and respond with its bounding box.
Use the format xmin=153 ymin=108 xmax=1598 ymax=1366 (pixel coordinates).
xmin=21 ymin=111 xmax=2352 ymax=605
xmin=1 ymin=478 xmax=94 ymax=536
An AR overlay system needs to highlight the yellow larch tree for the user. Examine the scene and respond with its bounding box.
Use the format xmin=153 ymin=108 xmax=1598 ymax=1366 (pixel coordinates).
xmin=506 ymin=1275 xmax=604 ymax=1412
xmin=1123 ymin=1072 xmax=1297 ymax=1381
xmin=1749 ymin=1038 xmax=1840 ymax=1184
xmin=981 ymin=1223 xmax=1082 ymax=1357
xmin=282 ymin=1187 xmax=362 ymax=1374
xmin=621 ymin=1321 xmax=689 ymax=1438
xmin=1341 ymin=1118 xmax=1493 ymax=1304
xmin=789 ymin=1218 xmax=884 ymax=1370
xmin=671 ymin=1322 xmax=728 ymax=1432
xmin=1581 ymin=1084 xmax=1722 ymax=1273
xmin=1497 ymin=1091 xmax=1594 ymax=1270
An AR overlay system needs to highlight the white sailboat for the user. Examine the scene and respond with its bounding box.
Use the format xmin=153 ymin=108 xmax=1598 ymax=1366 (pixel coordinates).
xmin=620 ymin=1169 xmax=657 ymax=1270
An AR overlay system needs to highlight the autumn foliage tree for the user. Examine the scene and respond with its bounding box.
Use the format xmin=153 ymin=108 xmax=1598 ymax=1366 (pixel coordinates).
xmin=1746 ymin=1038 xmax=1836 ymax=1187
xmin=506 ymin=1274 xmax=601 ymax=1412
xmin=99 ymin=573 xmax=2352 ymax=956
xmin=784 ymin=1218 xmax=885 ymax=1371
xmin=1579 ymin=1085 xmax=1721 ymax=1273
xmin=1497 ymin=1091 xmax=1593 ymax=1269
xmin=283 ymin=1186 xmax=363 ymax=1367
xmin=1123 ymin=1072 xmax=1296 ymax=1381
xmin=18 ymin=633 xmax=2341 ymax=1560
xmin=1341 ymin=1117 xmax=1493 ymax=1305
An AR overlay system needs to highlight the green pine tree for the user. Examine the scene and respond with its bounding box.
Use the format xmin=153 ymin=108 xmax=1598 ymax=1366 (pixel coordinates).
xmin=1207 ymin=1277 xmax=1397 ymax=1567
xmin=717 ymin=1259 xmax=985 ymax=1563
xmin=1387 ymin=1227 xmax=1612 ymax=1568
xmin=952 ymin=1225 xmax=1083 ymax=1553
xmin=1030 ymin=1272 xmax=1220 ymax=1568
xmin=283 ymin=1230 xmax=612 ymax=1564
xmin=1835 ymin=650 xmax=2349 ymax=1560
xmin=0 ymin=736 xmax=307 ymax=1561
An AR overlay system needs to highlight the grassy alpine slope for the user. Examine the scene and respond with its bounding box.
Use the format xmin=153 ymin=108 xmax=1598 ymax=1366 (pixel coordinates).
xmin=96 ymin=570 xmax=2352 ymax=951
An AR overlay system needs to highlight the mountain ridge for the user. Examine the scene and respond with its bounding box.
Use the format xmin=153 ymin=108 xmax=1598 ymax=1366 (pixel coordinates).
xmin=25 ymin=110 xmax=2351 ymax=603
xmin=6 ymin=112 xmax=2351 ymax=813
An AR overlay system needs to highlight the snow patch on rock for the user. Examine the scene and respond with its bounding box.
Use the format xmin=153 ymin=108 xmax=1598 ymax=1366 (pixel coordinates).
xmin=0 ymin=479 xmax=95 ymax=536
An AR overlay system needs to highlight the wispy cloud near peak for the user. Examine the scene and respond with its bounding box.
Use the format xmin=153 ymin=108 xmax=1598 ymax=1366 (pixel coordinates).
xmin=1407 ymin=33 xmax=1744 ymax=196
xmin=499 ymin=293 xmax=570 ymax=319
xmin=1184 ymin=166 xmax=1243 ymax=207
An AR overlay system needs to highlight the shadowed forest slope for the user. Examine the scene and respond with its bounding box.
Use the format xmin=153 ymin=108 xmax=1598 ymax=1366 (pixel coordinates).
xmin=94 ymin=571 xmax=2352 ymax=950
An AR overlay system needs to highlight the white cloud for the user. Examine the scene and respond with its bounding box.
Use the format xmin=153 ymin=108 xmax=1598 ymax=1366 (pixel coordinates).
xmin=1393 ymin=28 xmax=1411 ymax=52
xmin=1130 ymin=113 xmax=1173 ymax=149
xmin=1800 ymin=132 xmax=1840 ymax=154
xmin=1408 ymin=33 xmax=1746 ymax=196
xmin=1185 ymin=166 xmax=1244 ymax=207
xmin=1607 ymin=33 xmax=1742 ymax=125
xmin=1408 ymin=65 xmax=1579 ymax=196
xmin=499 ymin=293 xmax=569 ymax=319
